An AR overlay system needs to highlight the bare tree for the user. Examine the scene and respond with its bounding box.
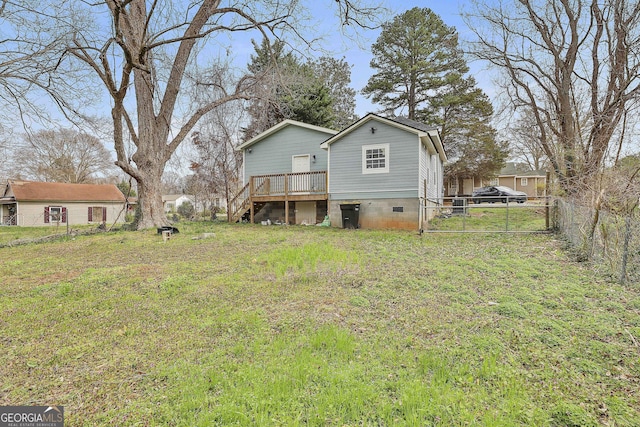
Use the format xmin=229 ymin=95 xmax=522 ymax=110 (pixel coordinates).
xmin=66 ymin=0 xmax=379 ymax=229
xmin=0 ymin=1 xmax=90 ymax=129
xmin=11 ymin=129 xmax=114 ymax=183
xmin=466 ymin=0 xmax=640 ymax=194
xmin=507 ymin=107 xmax=551 ymax=171
xmin=190 ymin=98 xmax=244 ymax=219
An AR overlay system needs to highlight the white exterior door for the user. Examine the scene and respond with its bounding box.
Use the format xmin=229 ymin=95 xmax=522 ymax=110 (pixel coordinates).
xmin=292 ymin=154 xmax=310 ymax=173
xmin=291 ymin=155 xmax=311 ymax=193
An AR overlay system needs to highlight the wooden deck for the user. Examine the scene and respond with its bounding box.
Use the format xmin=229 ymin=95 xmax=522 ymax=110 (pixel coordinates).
xmin=229 ymin=171 xmax=328 ymax=223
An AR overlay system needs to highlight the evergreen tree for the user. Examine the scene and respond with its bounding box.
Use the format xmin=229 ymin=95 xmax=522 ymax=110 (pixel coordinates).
xmin=363 ymin=7 xmax=507 ymax=183
xmin=244 ymin=39 xmax=357 ymax=138
xmin=363 ymin=7 xmax=467 ymax=120
xmin=310 ymin=57 xmax=358 ymax=129
xmin=422 ymin=76 xmax=508 ymax=182
xmin=282 ymin=75 xmax=335 ymax=126
xmin=243 ymin=38 xmax=299 ymax=140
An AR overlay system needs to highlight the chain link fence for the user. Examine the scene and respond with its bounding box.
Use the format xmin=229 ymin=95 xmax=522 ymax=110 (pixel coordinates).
xmin=553 ymin=198 xmax=639 ymax=284
xmin=424 ymin=197 xmax=551 ymax=233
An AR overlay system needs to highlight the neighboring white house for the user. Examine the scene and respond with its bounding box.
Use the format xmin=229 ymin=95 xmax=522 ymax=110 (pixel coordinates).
xmin=0 ymin=180 xmax=127 ymax=227
xmin=162 ymin=194 xmax=195 ymax=213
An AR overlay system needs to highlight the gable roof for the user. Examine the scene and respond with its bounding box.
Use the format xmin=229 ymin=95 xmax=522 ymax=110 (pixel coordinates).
xmin=320 ymin=113 xmax=446 ymax=161
xmin=500 ymin=162 xmax=547 ymax=177
xmin=385 ymin=116 xmax=439 ymax=134
xmin=162 ymin=194 xmax=194 ymax=203
xmin=2 ymin=180 xmax=126 ymax=203
xmin=236 ymin=119 xmax=338 ymax=151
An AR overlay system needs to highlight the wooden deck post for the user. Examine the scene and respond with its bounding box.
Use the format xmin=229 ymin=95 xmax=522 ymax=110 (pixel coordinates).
xmin=284 ymin=173 xmax=289 ymax=224
xmin=249 ymin=177 xmax=255 ymax=224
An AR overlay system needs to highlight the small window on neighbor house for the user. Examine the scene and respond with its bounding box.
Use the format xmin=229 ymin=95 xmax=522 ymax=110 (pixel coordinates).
xmin=49 ymin=207 xmax=61 ymax=222
xmin=88 ymin=206 xmax=107 ymax=223
xmin=521 ymin=177 xmax=528 ymax=186
xmin=489 ymin=178 xmax=499 ymax=186
xmin=45 ymin=206 xmax=66 ymax=223
xmin=362 ymin=143 xmax=389 ymax=174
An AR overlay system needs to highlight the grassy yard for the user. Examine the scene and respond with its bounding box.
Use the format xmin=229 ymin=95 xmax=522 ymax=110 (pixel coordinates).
xmin=1 ymin=222 xmax=639 ymax=426
xmin=0 ymin=224 xmax=100 ymax=245
xmin=427 ymin=204 xmax=549 ymax=232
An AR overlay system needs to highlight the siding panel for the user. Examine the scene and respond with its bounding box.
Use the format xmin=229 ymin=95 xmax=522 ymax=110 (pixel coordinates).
xmin=328 ymin=121 xmax=420 ymax=200
xmin=243 ymin=126 xmax=331 ymax=182
xmin=16 ymin=201 xmax=126 ymax=227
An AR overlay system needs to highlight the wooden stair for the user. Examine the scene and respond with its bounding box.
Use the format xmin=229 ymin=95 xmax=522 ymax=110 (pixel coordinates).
xmin=228 ymin=182 xmax=250 ymax=223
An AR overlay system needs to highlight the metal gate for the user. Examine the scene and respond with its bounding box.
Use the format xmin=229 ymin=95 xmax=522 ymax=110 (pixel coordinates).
xmin=422 ymin=196 xmax=553 ymax=233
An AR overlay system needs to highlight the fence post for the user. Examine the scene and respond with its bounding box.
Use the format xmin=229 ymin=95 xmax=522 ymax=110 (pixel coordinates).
xmin=619 ymin=215 xmax=632 ymax=284
xmin=505 ymin=201 xmax=509 ymax=232
xmin=545 ymin=196 xmax=550 ymax=230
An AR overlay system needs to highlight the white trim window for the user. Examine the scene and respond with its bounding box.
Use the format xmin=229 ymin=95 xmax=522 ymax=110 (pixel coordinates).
xmin=489 ymin=178 xmax=499 ymax=186
xmin=362 ymin=143 xmax=390 ymax=174
xmin=521 ymin=177 xmax=528 ymax=186
xmin=44 ymin=206 xmax=66 ymax=223
xmin=49 ymin=206 xmax=62 ymax=222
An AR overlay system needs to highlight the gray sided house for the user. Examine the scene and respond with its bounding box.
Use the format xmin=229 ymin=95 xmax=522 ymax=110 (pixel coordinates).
xmin=321 ymin=114 xmax=446 ymax=231
xmin=229 ymin=115 xmax=446 ymax=231
xmin=230 ymin=120 xmax=338 ymax=224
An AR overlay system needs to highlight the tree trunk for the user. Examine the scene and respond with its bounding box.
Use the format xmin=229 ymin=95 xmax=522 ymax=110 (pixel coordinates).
xmin=134 ymin=163 xmax=170 ymax=229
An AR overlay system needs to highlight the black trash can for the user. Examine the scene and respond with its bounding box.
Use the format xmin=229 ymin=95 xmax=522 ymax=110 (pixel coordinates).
xmin=340 ymin=204 xmax=360 ymax=229
xmin=452 ymin=198 xmax=467 ymax=215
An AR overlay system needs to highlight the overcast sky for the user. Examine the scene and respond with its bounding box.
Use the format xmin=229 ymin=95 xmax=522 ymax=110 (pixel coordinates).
xmin=290 ymin=0 xmax=480 ymax=117
xmin=220 ymin=0 xmax=483 ymax=118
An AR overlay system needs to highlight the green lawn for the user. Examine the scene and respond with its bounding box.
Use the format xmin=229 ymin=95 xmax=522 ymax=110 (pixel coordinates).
xmin=1 ymin=222 xmax=639 ymax=426
xmin=427 ymin=204 xmax=549 ymax=232
xmin=0 ymin=224 xmax=98 ymax=245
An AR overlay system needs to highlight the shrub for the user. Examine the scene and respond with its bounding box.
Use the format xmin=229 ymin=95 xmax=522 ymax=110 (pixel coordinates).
xmin=177 ymin=201 xmax=195 ymax=219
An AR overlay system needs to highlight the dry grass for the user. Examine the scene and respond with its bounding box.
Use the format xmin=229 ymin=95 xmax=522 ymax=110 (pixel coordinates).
xmin=1 ymin=222 xmax=639 ymax=425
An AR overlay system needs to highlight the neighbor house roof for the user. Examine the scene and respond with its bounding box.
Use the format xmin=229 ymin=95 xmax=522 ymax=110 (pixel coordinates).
xmin=320 ymin=113 xmax=446 ymax=161
xmin=162 ymin=194 xmax=194 ymax=203
xmin=2 ymin=180 xmax=126 ymax=202
xmin=236 ymin=119 xmax=338 ymax=151
xmin=500 ymin=162 xmax=547 ymax=177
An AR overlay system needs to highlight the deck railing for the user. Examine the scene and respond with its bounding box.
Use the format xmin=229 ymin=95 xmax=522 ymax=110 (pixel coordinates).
xmin=251 ymin=171 xmax=327 ymax=197
xmin=229 ymin=171 xmax=328 ymax=222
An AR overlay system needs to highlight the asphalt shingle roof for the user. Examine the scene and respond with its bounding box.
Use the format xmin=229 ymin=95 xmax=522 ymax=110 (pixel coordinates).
xmin=3 ymin=180 xmax=126 ymax=202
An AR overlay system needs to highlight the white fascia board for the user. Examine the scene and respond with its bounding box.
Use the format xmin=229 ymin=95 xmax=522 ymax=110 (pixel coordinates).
xmin=236 ymin=119 xmax=337 ymax=151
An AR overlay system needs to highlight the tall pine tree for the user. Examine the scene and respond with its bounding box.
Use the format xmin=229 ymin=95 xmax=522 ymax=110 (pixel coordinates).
xmin=363 ymin=7 xmax=507 ymax=185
